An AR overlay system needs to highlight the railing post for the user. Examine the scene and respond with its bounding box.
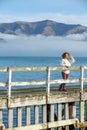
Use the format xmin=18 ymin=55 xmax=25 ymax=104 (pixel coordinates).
xmin=80 ymin=66 xmax=84 ymax=92
xmin=7 ymin=67 xmax=12 ymax=99
xmin=80 ymin=66 xmax=84 ymax=129
xmin=46 ymin=67 xmax=50 ymax=94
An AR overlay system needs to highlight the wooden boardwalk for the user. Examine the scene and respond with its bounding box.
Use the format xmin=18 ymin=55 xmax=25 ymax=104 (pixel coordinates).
xmin=0 ymin=85 xmax=86 ymax=98
xmin=0 ymin=66 xmax=87 ymax=130
xmin=0 ymin=86 xmax=87 ymax=130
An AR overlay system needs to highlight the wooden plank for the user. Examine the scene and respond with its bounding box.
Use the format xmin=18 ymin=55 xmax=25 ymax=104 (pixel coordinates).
xmin=8 ymin=108 xmax=13 ymax=128
xmin=0 ymin=91 xmax=87 ymax=108
xmin=0 ymin=91 xmax=82 ymax=109
xmin=11 ymin=66 xmax=47 ymax=72
xmin=0 ymin=82 xmax=6 ymax=87
xmin=26 ymin=106 xmax=30 ymax=125
xmin=8 ymin=78 xmax=80 ymax=88
xmin=65 ymin=103 xmax=69 ymax=120
xmin=69 ymin=102 xmax=76 ymax=130
xmin=7 ymin=68 xmax=12 ymax=98
xmin=58 ymin=103 xmax=62 ymax=130
xmin=49 ymin=66 xmax=80 ymax=71
xmin=6 ymin=118 xmax=78 ymax=130
xmin=0 ymin=109 xmax=2 ymax=124
xmin=0 ymin=98 xmax=7 ymax=109
xmin=50 ymin=78 xmax=79 ymax=84
xmin=65 ymin=103 xmax=69 ymax=130
xmin=72 ymin=102 xmax=76 ymax=119
xmin=50 ymin=104 xmax=54 ymax=130
xmin=48 ymin=118 xmax=78 ymax=128
xmin=43 ymin=105 xmax=47 ymax=123
xmin=69 ymin=103 xmax=74 ymax=119
xmin=9 ymin=95 xmax=46 ymax=108
xmin=85 ymin=100 xmax=87 ymax=130
xmin=86 ymin=101 xmax=87 ymax=122
xmin=12 ymin=80 xmax=46 ymax=86
xmin=0 ymin=68 xmax=7 ymax=72
xmin=46 ymin=67 xmax=50 ymax=94
xmin=48 ymin=92 xmax=80 ymax=104
xmin=80 ymin=66 xmax=84 ymax=92
xmin=50 ymin=104 xmax=54 ymax=122
xmin=17 ymin=107 xmax=22 ymax=127
xmin=35 ymin=105 xmax=38 ymax=124
xmin=80 ymin=101 xmax=85 ymax=130
xmin=9 ymin=66 xmax=80 ymax=72
xmin=80 ymin=101 xmax=84 ymax=122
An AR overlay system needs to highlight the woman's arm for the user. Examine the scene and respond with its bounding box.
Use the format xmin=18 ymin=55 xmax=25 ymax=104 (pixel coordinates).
xmin=69 ymin=55 xmax=75 ymax=64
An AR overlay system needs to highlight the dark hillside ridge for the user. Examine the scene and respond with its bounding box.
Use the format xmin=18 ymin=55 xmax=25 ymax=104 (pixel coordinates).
xmin=0 ymin=20 xmax=87 ymax=36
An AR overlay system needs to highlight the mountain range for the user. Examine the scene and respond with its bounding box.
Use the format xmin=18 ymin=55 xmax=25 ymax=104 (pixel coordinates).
xmin=0 ymin=20 xmax=87 ymax=36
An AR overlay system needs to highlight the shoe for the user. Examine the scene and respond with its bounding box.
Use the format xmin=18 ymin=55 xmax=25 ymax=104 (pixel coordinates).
xmin=59 ymin=87 xmax=63 ymax=91
xmin=59 ymin=84 xmax=64 ymax=91
xmin=63 ymin=86 xmax=67 ymax=91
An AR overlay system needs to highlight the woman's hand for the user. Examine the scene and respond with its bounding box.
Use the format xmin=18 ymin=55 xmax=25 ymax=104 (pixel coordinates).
xmin=69 ymin=53 xmax=71 ymax=57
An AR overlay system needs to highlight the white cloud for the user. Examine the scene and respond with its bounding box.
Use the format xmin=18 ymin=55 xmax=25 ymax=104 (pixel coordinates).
xmin=0 ymin=33 xmax=87 ymax=57
xmin=0 ymin=31 xmax=87 ymax=42
xmin=65 ymin=33 xmax=87 ymax=41
xmin=0 ymin=33 xmax=18 ymax=40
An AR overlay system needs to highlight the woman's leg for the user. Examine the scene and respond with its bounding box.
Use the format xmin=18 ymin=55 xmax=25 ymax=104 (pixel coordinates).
xmin=59 ymin=72 xmax=65 ymax=90
xmin=62 ymin=72 xmax=69 ymax=90
xmin=59 ymin=72 xmax=69 ymax=91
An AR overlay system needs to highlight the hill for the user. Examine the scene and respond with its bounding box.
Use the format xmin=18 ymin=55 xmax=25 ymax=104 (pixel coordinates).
xmin=0 ymin=20 xmax=87 ymax=36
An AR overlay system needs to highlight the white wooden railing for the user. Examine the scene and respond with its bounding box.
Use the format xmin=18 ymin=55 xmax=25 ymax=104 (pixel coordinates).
xmin=0 ymin=66 xmax=86 ymax=98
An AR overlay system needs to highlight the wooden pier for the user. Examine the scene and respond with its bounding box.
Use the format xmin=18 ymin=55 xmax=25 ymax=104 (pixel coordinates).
xmin=0 ymin=66 xmax=87 ymax=130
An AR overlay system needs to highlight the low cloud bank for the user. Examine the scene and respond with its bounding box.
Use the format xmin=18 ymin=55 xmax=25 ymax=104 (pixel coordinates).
xmin=0 ymin=32 xmax=87 ymax=57
xmin=0 ymin=32 xmax=87 ymax=41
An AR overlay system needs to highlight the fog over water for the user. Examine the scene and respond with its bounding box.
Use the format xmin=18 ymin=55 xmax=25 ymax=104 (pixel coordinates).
xmin=0 ymin=33 xmax=87 ymax=57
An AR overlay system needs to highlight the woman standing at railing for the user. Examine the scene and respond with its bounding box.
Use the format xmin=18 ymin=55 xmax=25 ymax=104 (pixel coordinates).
xmin=59 ymin=52 xmax=75 ymax=91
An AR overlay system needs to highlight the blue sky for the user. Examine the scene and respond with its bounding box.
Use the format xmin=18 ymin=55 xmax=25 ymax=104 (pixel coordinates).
xmin=0 ymin=0 xmax=87 ymax=25
xmin=0 ymin=0 xmax=87 ymax=57
xmin=0 ymin=0 xmax=86 ymax=14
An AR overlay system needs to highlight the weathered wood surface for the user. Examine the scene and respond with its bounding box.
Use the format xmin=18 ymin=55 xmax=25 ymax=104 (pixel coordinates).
xmin=6 ymin=119 xmax=77 ymax=130
xmin=0 ymin=86 xmax=86 ymax=130
xmin=0 ymin=85 xmax=87 ymax=97
xmin=0 ymin=86 xmax=87 ymax=109
xmin=0 ymin=66 xmax=80 ymax=72
xmin=0 ymin=65 xmax=86 ymax=130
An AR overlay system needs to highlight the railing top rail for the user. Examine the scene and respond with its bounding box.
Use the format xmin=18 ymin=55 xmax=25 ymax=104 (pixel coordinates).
xmin=0 ymin=65 xmax=84 ymax=72
xmin=0 ymin=68 xmax=7 ymax=72
xmin=10 ymin=66 xmax=81 ymax=71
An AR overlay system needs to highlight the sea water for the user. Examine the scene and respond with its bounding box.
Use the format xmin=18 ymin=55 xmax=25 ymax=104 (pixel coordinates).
xmin=0 ymin=56 xmax=87 ymax=128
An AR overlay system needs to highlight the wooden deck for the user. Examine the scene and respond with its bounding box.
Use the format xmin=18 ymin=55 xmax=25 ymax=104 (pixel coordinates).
xmin=0 ymin=85 xmax=86 ymax=98
xmin=0 ymin=86 xmax=87 ymax=130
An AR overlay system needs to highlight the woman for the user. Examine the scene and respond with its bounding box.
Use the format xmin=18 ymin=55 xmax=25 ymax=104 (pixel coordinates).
xmin=59 ymin=52 xmax=75 ymax=91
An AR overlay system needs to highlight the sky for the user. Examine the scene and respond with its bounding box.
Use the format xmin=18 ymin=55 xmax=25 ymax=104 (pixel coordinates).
xmin=0 ymin=0 xmax=87 ymax=25
xmin=0 ymin=0 xmax=87 ymax=57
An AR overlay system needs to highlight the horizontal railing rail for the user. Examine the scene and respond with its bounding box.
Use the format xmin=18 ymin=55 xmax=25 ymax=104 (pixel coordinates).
xmin=0 ymin=65 xmax=86 ymax=98
xmin=0 ymin=66 xmax=81 ymax=72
